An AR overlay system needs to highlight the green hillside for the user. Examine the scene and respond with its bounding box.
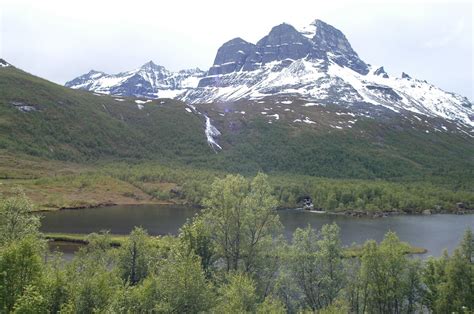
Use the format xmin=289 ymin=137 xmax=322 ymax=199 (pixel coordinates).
xmin=0 ymin=65 xmax=473 ymax=183
xmin=0 ymin=65 xmax=473 ymax=212
xmin=0 ymin=66 xmax=212 ymax=162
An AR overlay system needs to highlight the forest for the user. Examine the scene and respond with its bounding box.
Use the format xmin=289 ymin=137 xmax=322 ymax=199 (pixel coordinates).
xmin=0 ymin=174 xmax=473 ymax=313
xmin=103 ymin=162 xmax=474 ymax=213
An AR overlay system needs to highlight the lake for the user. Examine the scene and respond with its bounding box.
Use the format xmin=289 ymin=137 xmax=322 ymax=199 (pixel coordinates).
xmin=40 ymin=204 xmax=474 ymax=258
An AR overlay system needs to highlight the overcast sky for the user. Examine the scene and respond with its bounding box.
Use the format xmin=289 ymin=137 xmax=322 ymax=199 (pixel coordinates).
xmin=1 ymin=0 xmax=473 ymax=99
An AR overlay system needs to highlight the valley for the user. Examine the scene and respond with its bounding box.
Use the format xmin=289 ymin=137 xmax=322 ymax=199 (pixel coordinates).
xmin=0 ymin=59 xmax=473 ymax=214
xmin=1 ymin=8 xmax=473 ymax=312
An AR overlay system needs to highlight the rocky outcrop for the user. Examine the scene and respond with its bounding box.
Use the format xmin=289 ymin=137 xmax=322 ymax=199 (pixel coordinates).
xmin=374 ymin=66 xmax=389 ymax=78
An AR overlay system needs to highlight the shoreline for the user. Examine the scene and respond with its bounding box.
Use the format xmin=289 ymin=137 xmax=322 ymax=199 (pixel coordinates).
xmin=35 ymin=199 xmax=180 ymax=212
xmin=280 ymin=207 xmax=474 ymax=218
xmin=35 ymin=200 xmax=474 ymax=217
xmin=44 ymin=232 xmax=428 ymax=257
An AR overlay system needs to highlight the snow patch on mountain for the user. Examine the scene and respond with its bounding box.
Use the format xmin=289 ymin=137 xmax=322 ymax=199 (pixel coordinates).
xmin=64 ymin=19 xmax=473 ymax=129
xmin=182 ymin=56 xmax=472 ymax=127
xmin=135 ymin=99 xmax=152 ymax=104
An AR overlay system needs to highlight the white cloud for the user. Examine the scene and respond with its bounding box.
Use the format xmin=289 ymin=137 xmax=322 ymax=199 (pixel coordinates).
xmin=423 ymin=18 xmax=467 ymax=48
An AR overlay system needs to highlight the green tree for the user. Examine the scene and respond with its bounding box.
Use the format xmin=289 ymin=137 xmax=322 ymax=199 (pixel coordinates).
xmin=460 ymin=228 xmax=473 ymax=263
xmin=288 ymin=223 xmax=345 ymax=310
xmin=41 ymin=256 xmax=69 ymax=313
xmin=357 ymin=232 xmax=423 ymax=313
xmin=256 ymin=296 xmax=286 ymax=314
xmin=109 ymin=277 xmax=162 ymax=313
xmin=214 ymin=273 xmax=258 ymax=313
xmin=178 ymin=216 xmax=215 ymax=277
xmin=12 ymin=285 xmax=48 ymax=314
xmin=0 ymin=237 xmax=44 ymax=312
xmin=422 ymin=229 xmax=474 ymax=313
xmin=155 ymin=250 xmax=214 ymax=313
xmin=203 ymin=173 xmax=281 ymax=273
xmin=0 ymin=189 xmax=40 ymax=245
xmin=63 ymin=232 xmax=121 ymax=313
xmin=117 ymin=227 xmax=151 ymax=285
xmin=422 ymin=251 xmax=449 ymax=311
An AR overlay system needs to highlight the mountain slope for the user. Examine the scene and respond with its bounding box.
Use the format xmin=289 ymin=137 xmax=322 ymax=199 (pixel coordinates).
xmin=0 ymin=64 xmax=212 ymax=161
xmin=2 ymin=62 xmax=474 ymax=183
xmin=65 ymin=61 xmax=205 ymax=99
xmin=64 ymin=20 xmax=473 ymax=129
xmin=180 ymin=19 xmax=473 ymax=128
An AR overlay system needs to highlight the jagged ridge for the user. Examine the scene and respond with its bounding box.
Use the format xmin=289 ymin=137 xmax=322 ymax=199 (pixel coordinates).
xmin=65 ymin=61 xmax=206 ymax=98
xmin=180 ymin=19 xmax=473 ymax=127
xmin=64 ymin=19 xmax=473 ymax=128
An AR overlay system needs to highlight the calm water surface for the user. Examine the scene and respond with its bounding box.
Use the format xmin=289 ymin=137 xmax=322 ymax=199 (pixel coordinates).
xmin=40 ymin=205 xmax=474 ymax=258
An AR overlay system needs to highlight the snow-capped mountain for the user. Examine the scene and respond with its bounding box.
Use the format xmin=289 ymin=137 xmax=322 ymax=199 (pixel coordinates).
xmin=65 ymin=61 xmax=206 ymax=98
xmin=65 ymin=20 xmax=473 ymax=128
xmin=180 ymin=20 xmax=473 ymax=127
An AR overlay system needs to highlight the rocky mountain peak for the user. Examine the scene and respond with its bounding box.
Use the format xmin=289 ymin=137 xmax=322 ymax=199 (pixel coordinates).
xmin=0 ymin=58 xmax=11 ymax=67
xmin=87 ymin=69 xmax=101 ymax=74
xmin=256 ymin=23 xmax=311 ymax=63
xmin=139 ymin=60 xmax=167 ymax=73
xmin=66 ymin=61 xmax=205 ymax=98
xmin=314 ymin=20 xmax=351 ymax=52
xmin=208 ymin=38 xmax=256 ymax=76
xmin=204 ymin=18 xmax=369 ymax=81
xmin=306 ymin=19 xmax=369 ymax=74
xmin=260 ymin=23 xmax=302 ymax=41
xmin=374 ymin=66 xmax=389 ymax=78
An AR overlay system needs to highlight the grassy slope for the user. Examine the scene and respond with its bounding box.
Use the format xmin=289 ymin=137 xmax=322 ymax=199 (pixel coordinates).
xmin=199 ymin=101 xmax=474 ymax=182
xmin=0 ymin=66 xmax=473 ymax=212
xmin=0 ymin=66 xmax=212 ymax=162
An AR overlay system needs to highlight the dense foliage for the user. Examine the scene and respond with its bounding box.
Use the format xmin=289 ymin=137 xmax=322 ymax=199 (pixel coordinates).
xmin=1 ymin=66 xmax=474 ymax=184
xmin=1 ymin=66 xmax=473 ymax=214
xmin=1 ymin=175 xmax=473 ymax=313
xmin=103 ymin=162 xmax=474 ymax=213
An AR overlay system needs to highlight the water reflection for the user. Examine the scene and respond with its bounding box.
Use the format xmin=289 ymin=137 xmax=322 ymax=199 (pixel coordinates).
xmin=40 ymin=205 xmax=474 ymax=257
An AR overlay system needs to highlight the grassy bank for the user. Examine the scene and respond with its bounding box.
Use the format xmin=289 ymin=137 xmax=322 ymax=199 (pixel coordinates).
xmin=45 ymin=232 xmax=427 ymax=257
xmin=45 ymin=233 xmax=128 ymax=246
xmin=1 ymin=153 xmax=473 ymax=213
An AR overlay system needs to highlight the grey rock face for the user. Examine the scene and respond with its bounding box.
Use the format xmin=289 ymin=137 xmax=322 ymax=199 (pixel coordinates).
xmin=208 ymin=38 xmax=256 ymax=76
xmin=199 ymin=19 xmax=369 ymax=89
xmin=256 ymin=23 xmax=313 ymax=63
xmin=373 ymin=66 xmax=389 ymax=78
xmin=206 ymin=23 xmax=316 ymax=78
xmin=401 ymin=72 xmax=412 ymax=79
xmin=310 ymin=20 xmax=369 ymax=74
xmin=366 ymin=85 xmax=402 ymax=102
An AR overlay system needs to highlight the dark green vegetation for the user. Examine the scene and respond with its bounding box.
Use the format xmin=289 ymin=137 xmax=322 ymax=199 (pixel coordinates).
xmin=1 ymin=65 xmax=473 ymax=213
xmin=1 ymin=156 xmax=473 ymax=213
xmin=2 ymin=65 xmax=473 ymax=182
xmin=0 ymin=66 xmax=211 ymax=162
xmin=1 ymin=175 xmax=473 ymax=313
